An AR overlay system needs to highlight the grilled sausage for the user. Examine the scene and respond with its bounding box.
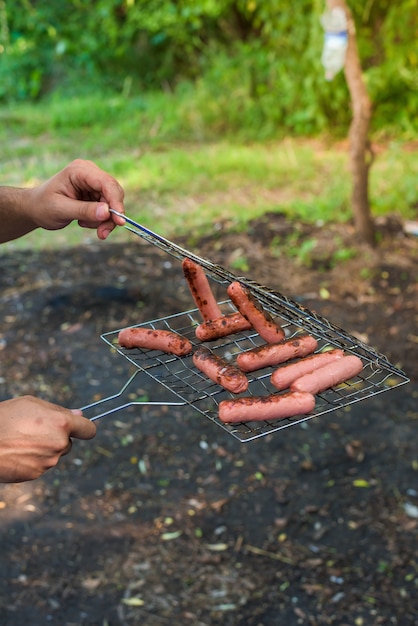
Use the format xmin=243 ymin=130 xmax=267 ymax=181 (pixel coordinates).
xmin=271 ymin=348 xmax=344 ymax=390
xmin=218 ymin=391 xmax=316 ymax=423
xmin=290 ymin=354 xmax=364 ymax=394
xmin=227 ymin=281 xmax=285 ymax=344
xmin=182 ymin=258 xmax=223 ymax=321
xmin=118 ymin=327 xmax=193 ymax=356
xmin=195 ymin=311 xmax=252 ymax=341
xmin=193 ymin=346 xmax=249 ymax=393
xmin=236 ymin=335 xmax=318 ymax=373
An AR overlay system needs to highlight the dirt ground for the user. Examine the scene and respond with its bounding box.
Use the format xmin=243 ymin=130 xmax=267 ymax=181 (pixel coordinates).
xmin=0 ymin=213 xmax=417 ymax=626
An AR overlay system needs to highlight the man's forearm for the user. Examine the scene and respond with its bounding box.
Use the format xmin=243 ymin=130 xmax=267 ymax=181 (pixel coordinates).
xmin=0 ymin=159 xmax=125 ymax=246
xmin=0 ymin=186 xmax=37 ymax=243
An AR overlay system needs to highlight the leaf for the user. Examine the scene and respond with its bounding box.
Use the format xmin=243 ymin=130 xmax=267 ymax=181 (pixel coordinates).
xmin=121 ymin=597 xmax=145 ymax=607
xmin=205 ymin=543 xmax=229 ymax=551
xmin=81 ymin=577 xmax=101 ymax=591
xmin=213 ymin=603 xmax=237 ymax=611
xmin=404 ymin=502 xmax=418 ymax=519
xmin=161 ymin=530 xmax=182 ymax=541
xmin=353 ymin=479 xmax=370 ymax=488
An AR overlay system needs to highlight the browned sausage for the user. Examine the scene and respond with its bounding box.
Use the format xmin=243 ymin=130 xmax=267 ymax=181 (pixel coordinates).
xmin=182 ymin=258 xmax=223 ymax=321
xmin=227 ymin=281 xmax=285 ymax=343
xmin=195 ymin=312 xmax=252 ymax=341
xmin=290 ymin=354 xmax=364 ymax=394
xmin=193 ymin=346 xmax=249 ymax=393
xmin=271 ymin=348 xmax=344 ymax=390
xmin=218 ymin=391 xmax=316 ymax=423
xmin=236 ymin=335 xmax=318 ymax=373
xmin=118 ymin=327 xmax=193 ymax=356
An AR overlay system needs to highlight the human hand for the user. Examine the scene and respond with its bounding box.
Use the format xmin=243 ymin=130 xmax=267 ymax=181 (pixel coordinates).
xmin=29 ymin=159 xmax=126 ymax=240
xmin=0 ymin=396 xmax=96 ymax=483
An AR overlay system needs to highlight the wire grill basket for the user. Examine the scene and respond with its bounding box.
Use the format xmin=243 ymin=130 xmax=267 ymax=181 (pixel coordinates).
xmin=81 ymin=300 xmax=409 ymax=442
xmin=80 ymin=211 xmax=410 ymax=442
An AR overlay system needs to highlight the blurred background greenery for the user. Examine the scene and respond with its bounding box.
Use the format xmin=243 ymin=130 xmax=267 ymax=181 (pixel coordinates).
xmin=0 ymin=0 xmax=417 ymax=248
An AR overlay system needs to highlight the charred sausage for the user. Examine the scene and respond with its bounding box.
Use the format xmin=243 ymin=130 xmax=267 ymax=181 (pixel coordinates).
xmin=227 ymin=281 xmax=285 ymax=344
xmin=182 ymin=258 xmax=223 ymax=321
xmin=195 ymin=312 xmax=252 ymax=341
xmin=118 ymin=327 xmax=193 ymax=356
xmin=271 ymin=348 xmax=344 ymax=390
xmin=236 ymin=335 xmax=318 ymax=373
xmin=218 ymin=391 xmax=316 ymax=423
xmin=193 ymin=346 xmax=249 ymax=393
xmin=290 ymin=354 xmax=364 ymax=394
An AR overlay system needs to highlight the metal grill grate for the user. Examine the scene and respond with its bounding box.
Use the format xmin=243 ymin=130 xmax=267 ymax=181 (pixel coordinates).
xmin=92 ymin=300 xmax=409 ymax=442
xmin=79 ymin=211 xmax=410 ymax=441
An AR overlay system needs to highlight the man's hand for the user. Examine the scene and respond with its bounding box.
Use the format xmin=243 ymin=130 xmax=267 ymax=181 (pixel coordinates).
xmin=0 ymin=159 xmax=125 ymax=243
xmin=29 ymin=159 xmax=126 ymax=239
xmin=0 ymin=396 xmax=96 ymax=483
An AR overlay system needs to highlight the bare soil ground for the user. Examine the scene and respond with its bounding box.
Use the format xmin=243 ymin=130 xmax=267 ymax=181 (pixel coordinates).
xmin=0 ymin=214 xmax=417 ymax=626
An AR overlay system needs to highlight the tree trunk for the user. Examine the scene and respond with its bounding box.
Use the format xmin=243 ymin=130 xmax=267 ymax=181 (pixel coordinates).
xmin=326 ymin=0 xmax=376 ymax=245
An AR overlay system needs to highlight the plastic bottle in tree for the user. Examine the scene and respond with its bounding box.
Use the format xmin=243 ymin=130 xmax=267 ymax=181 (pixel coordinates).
xmin=320 ymin=7 xmax=348 ymax=81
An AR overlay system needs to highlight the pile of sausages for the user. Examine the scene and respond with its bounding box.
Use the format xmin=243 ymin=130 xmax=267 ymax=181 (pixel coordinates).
xmin=118 ymin=259 xmax=364 ymax=425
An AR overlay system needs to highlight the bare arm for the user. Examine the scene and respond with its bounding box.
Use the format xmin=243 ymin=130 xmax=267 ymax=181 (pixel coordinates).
xmin=0 ymin=159 xmax=126 ymax=243
xmin=0 ymin=396 xmax=96 ymax=483
xmin=0 ymin=159 xmax=125 ymax=482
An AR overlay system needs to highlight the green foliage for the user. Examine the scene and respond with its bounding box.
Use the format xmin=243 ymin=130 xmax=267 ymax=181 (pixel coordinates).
xmin=355 ymin=0 xmax=418 ymax=134
xmin=282 ymin=232 xmax=357 ymax=269
xmin=285 ymin=235 xmax=319 ymax=268
xmin=0 ymin=1 xmax=417 ymax=135
xmin=0 ymin=95 xmax=416 ymax=252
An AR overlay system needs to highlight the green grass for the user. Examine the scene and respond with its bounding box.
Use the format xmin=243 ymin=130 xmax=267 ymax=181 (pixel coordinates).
xmin=0 ymin=93 xmax=417 ymax=251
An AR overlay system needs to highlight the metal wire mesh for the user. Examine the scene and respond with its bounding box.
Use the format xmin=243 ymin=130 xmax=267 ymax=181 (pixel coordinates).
xmin=99 ymin=300 xmax=409 ymax=442
xmin=95 ymin=212 xmax=411 ymax=440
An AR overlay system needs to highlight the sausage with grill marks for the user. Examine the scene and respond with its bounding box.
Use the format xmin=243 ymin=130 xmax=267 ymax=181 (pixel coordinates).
xmin=236 ymin=335 xmax=318 ymax=373
xmin=290 ymin=354 xmax=364 ymax=395
xmin=193 ymin=346 xmax=249 ymax=394
xmin=118 ymin=327 xmax=193 ymax=356
xmin=182 ymin=258 xmax=223 ymax=321
xmin=195 ymin=311 xmax=252 ymax=342
xmin=227 ymin=281 xmax=285 ymax=344
xmin=271 ymin=348 xmax=344 ymax=390
xmin=218 ymin=391 xmax=316 ymax=423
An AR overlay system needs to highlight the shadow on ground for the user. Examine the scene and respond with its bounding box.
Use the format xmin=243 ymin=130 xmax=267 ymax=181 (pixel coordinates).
xmin=0 ymin=214 xmax=417 ymax=625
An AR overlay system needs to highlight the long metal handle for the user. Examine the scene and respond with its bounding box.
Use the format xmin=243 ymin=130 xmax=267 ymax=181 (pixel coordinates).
xmin=79 ymin=370 xmax=185 ymax=421
xmin=110 ymin=208 xmax=235 ymax=284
